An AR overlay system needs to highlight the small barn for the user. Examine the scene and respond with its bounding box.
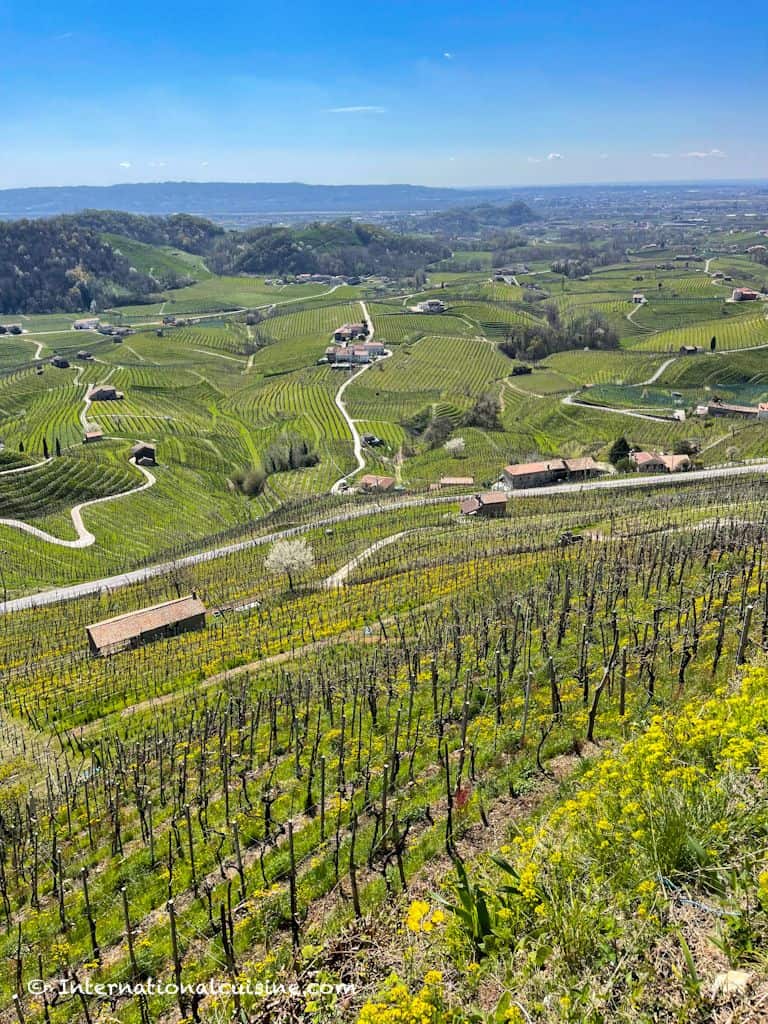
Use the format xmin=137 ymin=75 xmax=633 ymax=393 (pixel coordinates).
xmin=86 ymin=594 xmax=207 ymax=656
xmin=460 ymin=492 xmax=507 ymax=517
xmin=439 ymin=476 xmax=475 ymax=488
xmin=50 ymin=356 xmax=70 ymax=369
xmin=88 ymin=385 xmax=124 ymax=402
xmin=83 ymin=430 xmax=104 ymax=443
xmin=131 ymin=442 xmax=157 ymax=465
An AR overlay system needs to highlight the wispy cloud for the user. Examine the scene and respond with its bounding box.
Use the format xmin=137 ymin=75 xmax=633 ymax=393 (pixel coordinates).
xmin=327 ymin=105 xmax=387 ymax=114
xmin=148 ymin=160 xmax=167 ymax=168
xmin=443 ymin=51 xmax=454 ymax=59
xmin=652 ymin=152 xmax=671 ymax=159
xmin=200 ymin=161 xmax=209 ymax=167
xmin=683 ymin=148 xmax=726 ymax=159
xmin=527 ymin=156 xmax=542 ymax=164
xmin=118 ymin=161 xmax=132 ymax=168
xmin=547 ymin=152 xmax=564 ymax=161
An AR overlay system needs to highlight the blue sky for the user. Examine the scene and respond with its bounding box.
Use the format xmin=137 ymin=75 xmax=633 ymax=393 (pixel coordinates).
xmin=1 ymin=0 xmax=765 ymax=188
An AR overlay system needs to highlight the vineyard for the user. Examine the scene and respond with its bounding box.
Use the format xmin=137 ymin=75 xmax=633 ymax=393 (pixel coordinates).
xmin=0 ymin=235 xmax=767 ymax=1024
xmin=2 ymin=476 xmax=768 ymax=1023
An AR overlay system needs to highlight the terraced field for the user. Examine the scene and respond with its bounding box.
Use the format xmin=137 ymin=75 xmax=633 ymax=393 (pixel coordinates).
xmin=0 ymin=247 xmax=766 ymax=593
xmin=627 ymin=313 xmax=768 ymax=352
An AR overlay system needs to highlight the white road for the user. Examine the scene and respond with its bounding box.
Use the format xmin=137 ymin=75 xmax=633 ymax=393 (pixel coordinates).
xmin=638 ymin=357 xmax=678 ymax=385
xmin=5 ymin=458 xmax=768 ymax=613
xmin=0 ymin=461 xmax=156 ymax=549
xmin=0 ymin=456 xmax=53 ymax=477
xmin=561 ymin=392 xmax=671 ymax=422
xmin=330 ymin=300 xmax=392 ymax=494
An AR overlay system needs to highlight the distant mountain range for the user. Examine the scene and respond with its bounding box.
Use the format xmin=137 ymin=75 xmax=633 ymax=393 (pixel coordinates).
xmin=0 ymin=181 xmax=534 ymax=221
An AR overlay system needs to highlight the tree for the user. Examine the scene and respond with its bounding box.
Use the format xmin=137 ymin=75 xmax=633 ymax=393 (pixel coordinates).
xmin=444 ymin=437 xmax=466 ymax=457
xmin=711 ymin=336 xmax=717 ymax=352
xmin=674 ymin=439 xmax=698 ymax=456
xmin=464 ymin=392 xmax=502 ymax=431
xmin=264 ymin=539 xmax=315 ymax=591
xmin=55 ymin=438 xmax=61 ymax=457
xmin=423 ymin=416 xmax=453 ymax=449
xmin=42 ymin=438 xmax=49 ymax=459
xmin=608 ymin=436 xmax=630 ymax=465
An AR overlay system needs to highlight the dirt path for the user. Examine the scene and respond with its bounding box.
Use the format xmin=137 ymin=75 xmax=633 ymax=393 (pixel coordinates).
xmin=637 ymin=356 xmax=677 ymax=385
xmin=322 ymin=530 xmax=410 ymax=589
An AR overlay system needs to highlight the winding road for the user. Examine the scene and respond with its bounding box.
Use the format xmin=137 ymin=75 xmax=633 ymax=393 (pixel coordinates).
xmin=0 ymin=460 xmax=156 ymax=550
xmin=330 ymin=300 xmax=392 ymax=493
xmin=5 ymin=458 xmax=768 ymax=613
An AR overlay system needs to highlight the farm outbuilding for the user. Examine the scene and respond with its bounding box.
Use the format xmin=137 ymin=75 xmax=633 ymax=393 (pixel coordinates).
xmin=88 ymin=385 xmax=124 ymax=402
xmin=86 ymin=594 xmax=207 ymax=656
xmin=83 ymin=430 xmax=104 ymax=443
xmin=50 ymin=356 xmax=70 ymax=369
xmin=460 ymin=492 xmax=507 ymax=517
xmin=131 ymin=442 xmax=157 ymax=465
xmin=439 ymin=476 xmax=475 ymax=488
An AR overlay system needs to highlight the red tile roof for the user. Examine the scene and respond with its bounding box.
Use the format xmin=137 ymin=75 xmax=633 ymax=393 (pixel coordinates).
xmin=86 ymin=595 xmax=206 ymax=653
xmin=504 ymin=459 xmax=566 ymax=477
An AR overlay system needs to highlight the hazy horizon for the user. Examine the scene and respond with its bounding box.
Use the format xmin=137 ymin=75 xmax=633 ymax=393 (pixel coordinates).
xmin=2 ymin=176 xmax=767 ymax=193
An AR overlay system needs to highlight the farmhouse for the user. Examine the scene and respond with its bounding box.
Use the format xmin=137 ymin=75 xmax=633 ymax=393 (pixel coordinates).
xmin=73 ymin=318 xmax=100 ymax=330
xmin=86 ymin=594 xmax=207 ymax=657
xmin=325 ymin=342 xmax=384 ymax=365
xmin=679 ymin=345 xmax=700 ymax=355
xmin=131 ymin=442 xmax=157 ymax=465
xmin=630 ymin=451 xmax=691 ymax=473
xmin=76 ymin=350 xmax=94 ymax=361
xmin=334 ymin=323 xmax=369 ymax=342
xmin=439 ymin=476 xmax=475 ymax=488
xmin=659 ymin=454 xmax=691 ymax=473
xmin=503 ymin=459 xmax=567 ymax=489
xmin=50 ymin=356 xmax=70 ymax=369
xmin=83 ymin=430 xmax=104 ymax=443
xmin=460 ymin=492 xmax=507 ymax=517
xmin=732 ymin=288 xmax=760 ymax=302
xmin=359 ymin=474 xmax=395 ymax=492
xmin=632 ymin=293 xmax=646 ymax=304
xmin=415 ymin=299 xmax=446 ymax=313
xmin=88 ymin=385 xmax=124 ymax=402
xmin=563 ymin=456 xmax=604 ymax=479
